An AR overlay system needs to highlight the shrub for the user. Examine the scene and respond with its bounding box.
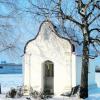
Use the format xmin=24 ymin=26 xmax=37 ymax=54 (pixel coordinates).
xmin=6 ymin=87 xmax=23 ymax=98
xmin=30 ymin=87 xmax=52 ymax=100
xmin=16 ymin=86 xmax=23 ymax=98
xmin=6 ymin=88 xmax=17 ymax=98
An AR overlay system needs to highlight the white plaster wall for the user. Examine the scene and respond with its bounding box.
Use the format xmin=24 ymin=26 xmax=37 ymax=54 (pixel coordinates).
xmin=24 ymin=21 xmax=73 ymax=95
xmin=23 ymin=22 xmax=96 ymax=94
xmin=23 ymin=21 xmax=97 ymax=96
xmin=23 ymin=54 xmax=31 ymax=95
xmin=23 ymin=54 xmax=30 ymax=87
xmin=72 ymin=53 xmax=77 ymax=87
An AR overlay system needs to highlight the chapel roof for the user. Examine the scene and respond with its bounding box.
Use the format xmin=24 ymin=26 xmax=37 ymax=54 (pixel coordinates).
xmin=24 ymin=20 xmax=75 ymax=53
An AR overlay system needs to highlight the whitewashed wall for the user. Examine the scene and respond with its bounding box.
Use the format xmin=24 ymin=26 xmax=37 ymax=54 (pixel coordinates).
xmin=71 ymin=53 xmax=77 ymax=87
xmin=23 ymin=21 xmax=97 ymax=96
xmin=24 ymin=21 xmax=74 ymax=95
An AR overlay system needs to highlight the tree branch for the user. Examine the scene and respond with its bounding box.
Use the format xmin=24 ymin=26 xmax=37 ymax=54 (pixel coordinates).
xmin=89 ymin=14 xmax=100 ymax=25
xmin=0 ymin=44 xmax=15 ymax=53
xmin=94 ymin=1 xmax=100 ymax=9
xmin=89 ymin=54 xmax=98 ymax=59
xmin=57 ymin=0 xmax=82 ymax=27
xmin=0 ymin=15 xmax=14 ymax=18
xmin=87 ymin=3 xmax=95 ymax=18
xmin=76 ymin=0 xmax=86 ymax=16
xmin=90 ymin=28 xmax=100 ymax=33
xmin=90 ymin=37 xmax=100 ymax=45
xmin=84 ymin=0 xmax=94 ymax=13
xmin=62 ymin=14 xmax=82 ymax=26
xmin=92 ymin=42 xmax=100 ymax=56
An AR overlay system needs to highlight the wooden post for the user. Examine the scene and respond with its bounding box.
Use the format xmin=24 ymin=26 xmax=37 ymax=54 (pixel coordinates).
xmin=0 ymin=84 xmax=1 ymax=94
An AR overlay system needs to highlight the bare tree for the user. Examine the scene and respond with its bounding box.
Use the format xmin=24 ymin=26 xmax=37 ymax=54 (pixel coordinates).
xmin=0 ymin=0 xmax=23 ymax=60
xmin=22 ymin=0 xmax=100 ymax=99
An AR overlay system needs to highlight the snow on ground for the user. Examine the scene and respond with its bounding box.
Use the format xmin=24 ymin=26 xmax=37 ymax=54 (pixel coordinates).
xmin=0 ymin=94 xmax=80 ymax=100
xmin=0 ymin=74 xmax=23 ymax=93
xmin=88 ymin=88 xmax=100 ymax=100
xmin=86 ymin=73 xmax=100 ymax=100
xmin=95 ymin=73 xmax=100 ymax=87
xmin=0 ymin=73 xmax=100 ymax=100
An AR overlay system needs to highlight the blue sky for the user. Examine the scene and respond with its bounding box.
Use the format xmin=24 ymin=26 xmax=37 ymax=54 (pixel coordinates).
xmin=0 ymin=0 xmax=99 ymax=64
xmin=0 ymin=0 xmax=39 ymax=63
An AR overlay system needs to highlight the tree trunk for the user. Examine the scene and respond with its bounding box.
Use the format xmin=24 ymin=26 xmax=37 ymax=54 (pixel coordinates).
xmin=79 ymin=28 xmax=89 ymax=99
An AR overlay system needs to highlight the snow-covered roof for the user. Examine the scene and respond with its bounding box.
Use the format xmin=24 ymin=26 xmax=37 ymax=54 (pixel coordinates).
xmin=24 ymin=20 xmax=75 ymax=53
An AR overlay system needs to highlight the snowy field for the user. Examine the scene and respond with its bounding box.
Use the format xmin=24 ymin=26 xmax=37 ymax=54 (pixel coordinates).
xmin=0 ymin=74 xmax=23 ymax=93
xmin=0 ymin=73 xmax=100 ymax=100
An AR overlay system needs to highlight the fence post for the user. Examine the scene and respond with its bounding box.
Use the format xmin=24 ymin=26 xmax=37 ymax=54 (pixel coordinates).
xmin=0 ymin=84 xmax=1 ymax=94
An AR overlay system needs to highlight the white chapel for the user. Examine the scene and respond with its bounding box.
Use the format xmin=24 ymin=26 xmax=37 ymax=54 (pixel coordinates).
xmin=23 ymin=20 xmax=96 ymax=95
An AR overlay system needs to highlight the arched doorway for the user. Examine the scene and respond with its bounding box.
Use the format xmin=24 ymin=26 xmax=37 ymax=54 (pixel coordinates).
xmin=42 ymin=60 xmax=54 ymax=95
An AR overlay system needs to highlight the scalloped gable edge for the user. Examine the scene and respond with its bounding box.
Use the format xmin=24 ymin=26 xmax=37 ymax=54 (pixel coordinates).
xmin=24 ymin=20 xmax=75 ymax=53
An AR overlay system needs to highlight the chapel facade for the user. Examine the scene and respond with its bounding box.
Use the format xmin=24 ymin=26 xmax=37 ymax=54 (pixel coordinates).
xmin=23 ymin=20 xmax=96 ymax=95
